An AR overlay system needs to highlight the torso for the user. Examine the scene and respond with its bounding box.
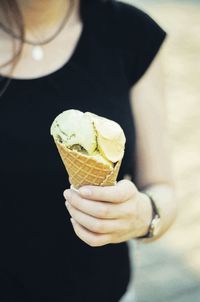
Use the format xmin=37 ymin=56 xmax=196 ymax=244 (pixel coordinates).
xmin=0 ymin=1 xmax=138 ymax=300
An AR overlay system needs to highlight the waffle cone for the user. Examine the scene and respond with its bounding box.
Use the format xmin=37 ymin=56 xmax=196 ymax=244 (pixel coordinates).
xmin=55 ymin=141 xmax=122 ymax=189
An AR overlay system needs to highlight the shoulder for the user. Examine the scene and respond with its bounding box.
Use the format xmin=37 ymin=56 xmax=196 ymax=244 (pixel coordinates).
xmin=99 ymin=0 xmax=165 ymax=36
xmin=86 ymin=1 xmax=167 ymax=86
xmin=108 ymin=0 xmax=155 ymax=24
xmin=90 ymin=1 xmax=167 ymax=49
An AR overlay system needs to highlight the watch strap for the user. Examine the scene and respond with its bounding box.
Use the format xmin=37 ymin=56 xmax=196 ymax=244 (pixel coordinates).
xmin=137 ymin=192 xmax=160 ymax=239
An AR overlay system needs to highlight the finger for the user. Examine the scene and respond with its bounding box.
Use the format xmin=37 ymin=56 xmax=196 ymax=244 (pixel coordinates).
xmin=78 ymin=180 xmax=137 ymax=203
xmin=66 ymin=202 xmax=124 ymax=234
xmin=70 ymin=218 xmax=112 ymax=247
xmin=64 ymin=189 xmax=125 ymax=219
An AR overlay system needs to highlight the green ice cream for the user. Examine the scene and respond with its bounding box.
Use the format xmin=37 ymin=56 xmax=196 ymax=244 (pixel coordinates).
xmin=85 ymin=112 xmax=126 ymax=163
xmin=50 ymin=109 xmax=97 ymax=155
xmin=50 ymin=109 xmax=126 ymax=167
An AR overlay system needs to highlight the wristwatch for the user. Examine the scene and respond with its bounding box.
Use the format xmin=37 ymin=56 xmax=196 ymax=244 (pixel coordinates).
xmin=137 ymin=191 xmax=161 ymax=239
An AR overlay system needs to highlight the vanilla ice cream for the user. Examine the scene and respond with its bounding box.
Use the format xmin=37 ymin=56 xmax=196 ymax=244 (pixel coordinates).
xmin=51 ymin=109 xmax=126 ymax=164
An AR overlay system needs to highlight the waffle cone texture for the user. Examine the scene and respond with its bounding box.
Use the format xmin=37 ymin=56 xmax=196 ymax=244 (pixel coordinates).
xmin=55 ymin=140 xmax=122 ymax=189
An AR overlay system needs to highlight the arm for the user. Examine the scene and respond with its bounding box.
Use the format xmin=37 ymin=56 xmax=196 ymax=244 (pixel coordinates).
xmin=63 ymin=45 xmax=177 ymax=246
xmin=130 ymin=43 xmax=177 ymax=241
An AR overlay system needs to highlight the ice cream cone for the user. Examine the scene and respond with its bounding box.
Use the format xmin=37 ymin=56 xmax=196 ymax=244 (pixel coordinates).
xmin=55 ymin=141 xmax=121 ymax=189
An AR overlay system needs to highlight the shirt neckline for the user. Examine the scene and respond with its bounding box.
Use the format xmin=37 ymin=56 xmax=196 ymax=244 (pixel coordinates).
xmin=0 ymin=19 xmax=87 ymax=82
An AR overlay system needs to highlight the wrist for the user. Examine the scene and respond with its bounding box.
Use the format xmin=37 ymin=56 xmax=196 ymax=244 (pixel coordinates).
xmin=137 ymin=192 xmax=153 ymax=237
xmin=137 ymin=191 xmax=161 ymax=240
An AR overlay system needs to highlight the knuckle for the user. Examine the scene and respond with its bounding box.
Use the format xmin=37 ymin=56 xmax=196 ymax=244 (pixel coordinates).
xmin=71 ymin=193 xmax=83 ymax=208
xmin=112 ymin=188 xmax=124 ymax=203
xmin=121 ymin=221 xmax=130 ymax=233
xmin=99 ymin=206 xmax=110 ymax=218
xmin=127 ymin=180 xmax=137 ymax=194
xmin=88 ymin=237 xmax=101 ymax=247
xmin=93 ymin=220 xmax=104 ymax=233
xmin=90 ymin=236 xmax=110 ymax=247
xmin=127 ymin=203 xmax=136 ymax=219
xmin=103 ymin=234 xmax=113 ymax=245
xmin=126 ymin=209 xmax=134 ymax=220
xmin=111 ymin=235 xmax=120 ymax=244
xmin=70 ymin=193 xmax=79 ymax=205
xmin=115 ymin=189 xmax=128 ymax=203
xmin=120 ymin=180 xmax=137 ymax=200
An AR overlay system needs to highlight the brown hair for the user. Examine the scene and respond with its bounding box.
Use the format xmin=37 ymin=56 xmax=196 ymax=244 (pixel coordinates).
xmin=0 ymin=0 xmax=24 ymax=69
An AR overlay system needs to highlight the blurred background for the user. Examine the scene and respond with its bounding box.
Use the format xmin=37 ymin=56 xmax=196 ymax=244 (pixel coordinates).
xmin=122 ymin=0 xmax=200 ymax=301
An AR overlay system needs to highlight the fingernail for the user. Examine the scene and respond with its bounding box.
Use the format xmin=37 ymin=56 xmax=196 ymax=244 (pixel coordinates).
xmin=70 ymin=218 xmax=75 ymax=225
xmin=65 ymin=201 xmax=70 ymax=209
xmin=64 ymin=190 xmax=71 ymax=200
xmin=79 ymin=187 xmax=92 ymax=197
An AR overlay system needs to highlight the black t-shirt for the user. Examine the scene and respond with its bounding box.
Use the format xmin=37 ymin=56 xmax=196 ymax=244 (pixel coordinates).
xmin=0 ymin=1 xmax=166 ymax=301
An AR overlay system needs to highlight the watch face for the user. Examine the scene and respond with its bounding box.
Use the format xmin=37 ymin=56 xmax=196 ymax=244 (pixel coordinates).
xmin=152 ymin=214 xmax=161 ymax=237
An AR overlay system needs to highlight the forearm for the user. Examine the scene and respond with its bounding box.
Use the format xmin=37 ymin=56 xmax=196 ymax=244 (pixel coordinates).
xmin=139 ymin=183 xmax=177 ymax=243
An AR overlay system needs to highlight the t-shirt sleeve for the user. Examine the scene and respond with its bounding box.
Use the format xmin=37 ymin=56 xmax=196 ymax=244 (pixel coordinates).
xmin=113 ymin=1 xmax=167 ymax=86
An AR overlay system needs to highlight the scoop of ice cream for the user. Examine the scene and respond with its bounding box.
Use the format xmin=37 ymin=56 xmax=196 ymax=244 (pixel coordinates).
xmin=85 ymin=112 xmax=126 ymax=163
xmin=90 ymin=152 xmax=113 ymax=169
xmin=51 ymin=109 xmax=126 ymax=165
xmin=50 ymin=109 xmax=97 ymax=155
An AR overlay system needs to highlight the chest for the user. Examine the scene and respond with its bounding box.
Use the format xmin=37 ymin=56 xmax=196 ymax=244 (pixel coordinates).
xmin=0 ymin=21 xmax=83 ymax=79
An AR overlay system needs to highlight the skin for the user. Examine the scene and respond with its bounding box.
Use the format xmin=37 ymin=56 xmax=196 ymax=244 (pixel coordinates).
xmin=0 ymin=0 xmax=177 ymax=246
xmin=17 ymin=0 xmax=70 ymax=31
xmin=65 ymin=181 xmax=153 ymax=246
xmin=0 ymin=0 xmax=82 ymax=78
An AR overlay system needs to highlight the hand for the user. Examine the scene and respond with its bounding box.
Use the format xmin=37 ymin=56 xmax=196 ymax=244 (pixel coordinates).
xmin=63 ymin=180 xmax=152 ymax=247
